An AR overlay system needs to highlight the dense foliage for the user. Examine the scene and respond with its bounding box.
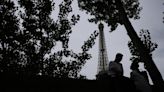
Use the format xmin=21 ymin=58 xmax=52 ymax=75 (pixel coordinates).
xmin=78 ymin=0 xmax=142 ymax=31
xmin=0 ymin=0 xmax=98 ymax=79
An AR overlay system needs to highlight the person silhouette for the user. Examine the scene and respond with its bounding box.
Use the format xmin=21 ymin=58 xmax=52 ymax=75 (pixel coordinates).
xmin=108 ymin=53 xmax=123 ymax=77
xmin=130 ymin=61 xmax=152 ymax=92
xmin=107 ymin=53 xmax=137 ymax=92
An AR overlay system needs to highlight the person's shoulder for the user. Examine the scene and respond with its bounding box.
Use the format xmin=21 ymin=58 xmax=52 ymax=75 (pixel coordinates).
xmin=109 ymin=61 xmax=114 ymax=64
xmin=109 ymin=61 xmax=114 ymax=63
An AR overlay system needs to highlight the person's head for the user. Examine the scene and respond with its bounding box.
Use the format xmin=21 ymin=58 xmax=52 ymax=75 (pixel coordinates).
xmin=115 ymin=53 xmax=123 ymax=63
xmin=130 ymin=61 xmax=139 ymax=70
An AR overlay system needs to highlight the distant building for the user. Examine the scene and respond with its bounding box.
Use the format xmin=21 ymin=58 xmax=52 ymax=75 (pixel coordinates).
xmin=96 ymin=22 xmax=109 ymax=79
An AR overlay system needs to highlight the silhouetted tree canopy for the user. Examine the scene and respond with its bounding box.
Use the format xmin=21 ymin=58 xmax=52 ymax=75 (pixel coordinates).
xmin=45 ymin=30 xmax=98 ymax=78
xmin=128 ymin=29 xmax=158 ymax=65
xmin=0 ymin=0 xmax=20 ymax=75
xmin=78 ymin=0 xmax=142 ymax=31
xmin=0 ymin=0 xmax=98 ymax=79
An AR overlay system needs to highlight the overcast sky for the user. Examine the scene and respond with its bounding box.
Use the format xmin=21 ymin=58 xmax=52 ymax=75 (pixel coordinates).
xmin=53 ymin=0 xmax=164 ymax=80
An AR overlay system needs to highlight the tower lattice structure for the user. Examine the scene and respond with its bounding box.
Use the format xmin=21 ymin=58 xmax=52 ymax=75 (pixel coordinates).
xmin=97 ymin=23 xmax=109 ymax=75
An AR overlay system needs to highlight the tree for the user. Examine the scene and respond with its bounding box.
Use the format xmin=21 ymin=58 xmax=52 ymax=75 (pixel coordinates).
xmin=42 ymin=0 xmax=99 ymax=78
xmin=17 ymin=0 xmax=57 ymax=76
xmin=78 ymin=0 xmax=142 ymax=31
xmin=78 ymin=0 xmax=163 ymax=86
xmin=0 ymin=0 xmax=21 ymax=75
xmin=45 ymin=30 xmax=99 ymax=78
xmin=128 ymin=29 xmax=158 ymax=69
xmin=115 ymin=1 xmax=163 ymax=87
xmin=18 ymin=0 xmax=97 ymax=78
xmin=0 ymin=0 xmax=98 ymax=79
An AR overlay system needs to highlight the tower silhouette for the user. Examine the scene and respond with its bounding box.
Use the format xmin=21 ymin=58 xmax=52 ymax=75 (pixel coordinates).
xmin=97 ymin=22 xmax=109 ymax=76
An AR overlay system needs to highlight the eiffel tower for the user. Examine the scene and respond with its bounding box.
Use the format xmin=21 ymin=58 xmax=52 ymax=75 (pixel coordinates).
xmin=96 ymin=22 xmax=109 ymax=78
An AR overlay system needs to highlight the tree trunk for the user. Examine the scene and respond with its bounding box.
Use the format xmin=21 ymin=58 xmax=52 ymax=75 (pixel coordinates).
xmin=115 ymin=0 xmax=163 ymax=87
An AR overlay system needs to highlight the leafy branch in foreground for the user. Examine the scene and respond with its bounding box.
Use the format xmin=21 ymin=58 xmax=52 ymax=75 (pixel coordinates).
xmin=46 ymin=30 xmax=99 ymax=78
xmin=0 ymin=0 xmax=97 ymax=79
